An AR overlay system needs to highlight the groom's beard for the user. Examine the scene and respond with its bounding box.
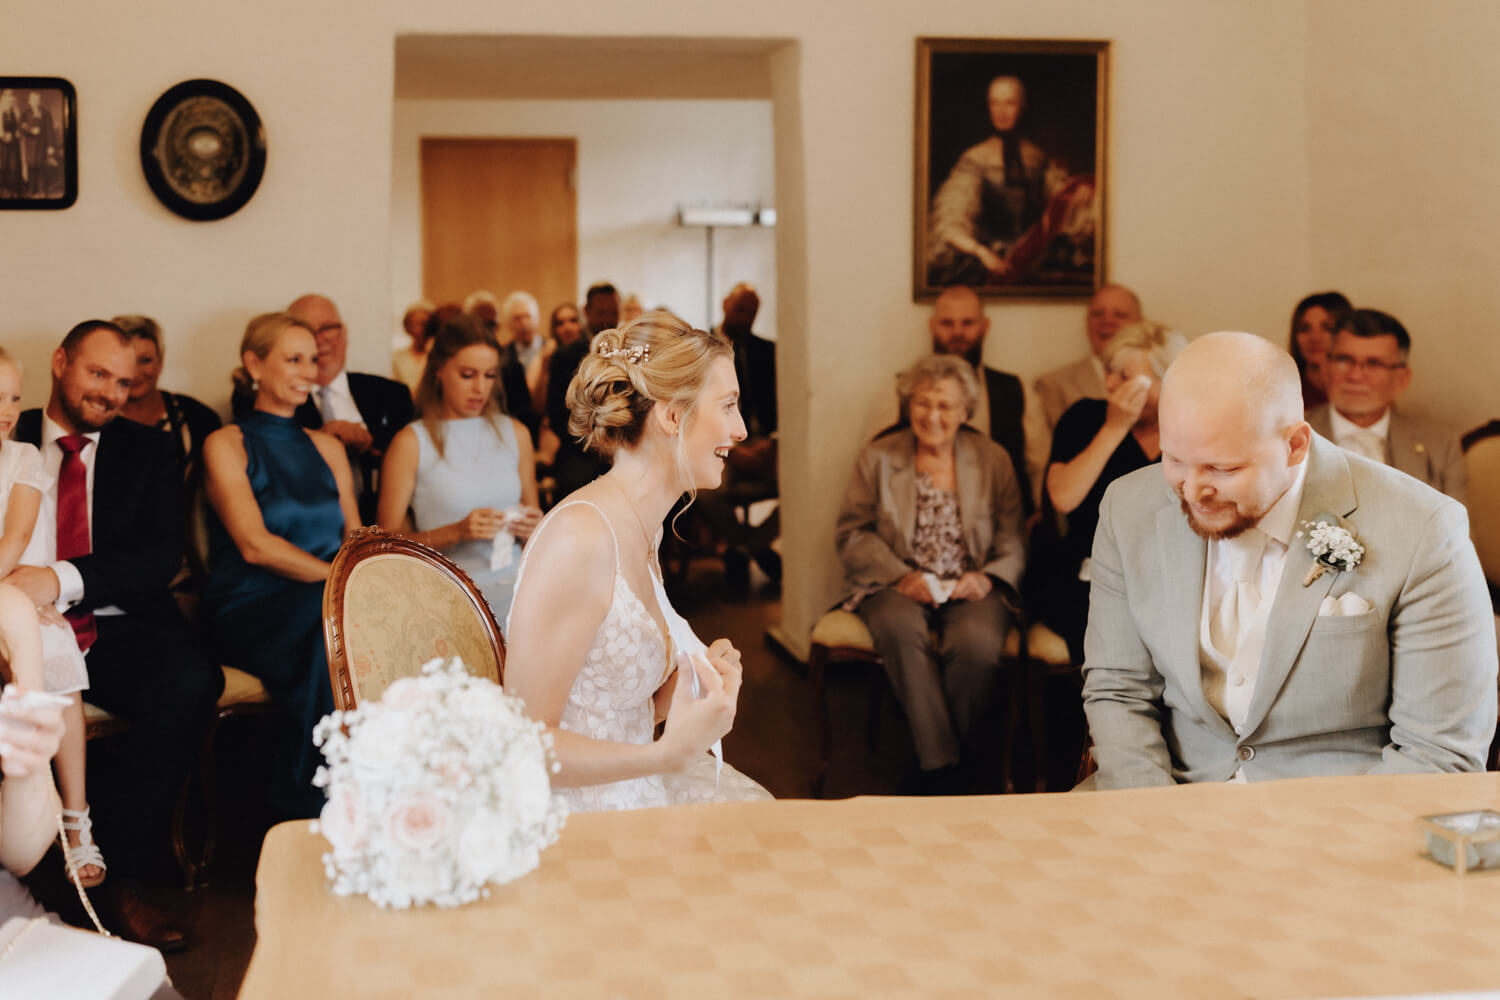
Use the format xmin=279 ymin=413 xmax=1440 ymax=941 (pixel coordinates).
xmin=1178 ymin=496 xmax=1262 ymax=541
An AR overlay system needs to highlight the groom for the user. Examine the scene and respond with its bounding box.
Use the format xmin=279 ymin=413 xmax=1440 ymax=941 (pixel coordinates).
xmin=1081 ymin=331 xmax=1496 ymax=788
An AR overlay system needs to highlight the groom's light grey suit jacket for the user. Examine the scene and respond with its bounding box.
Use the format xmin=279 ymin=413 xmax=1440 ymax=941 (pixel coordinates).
xmin=1082 ymin=434 xmax=1497 ymax=789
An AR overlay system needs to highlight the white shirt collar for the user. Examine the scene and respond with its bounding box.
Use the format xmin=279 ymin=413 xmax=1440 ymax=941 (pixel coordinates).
xmin=323 ymin=368 xmax=353 ymax=399
xmin=41 ymin=413 xmax=102 ymax=449
xmin=1329 ymin=405 xmax=1391 ymax=444
xmin=1255 ymin=451 xmax=1310 ymax=548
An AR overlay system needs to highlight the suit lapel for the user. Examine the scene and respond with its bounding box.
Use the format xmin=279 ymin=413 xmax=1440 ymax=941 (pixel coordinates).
xmin=91 ymin=421 xmax=124 ymax=547
xmin=1386 ymin=412 xmax=1425 ymax=483
xmin=954 ymin=432 xmax=984 ymax=560
xmin=1241 ymin=438 xmax=1356 ymax=735
xmin=1154 ymin=496 xmax=1234 ymax=736
xmin=888 ymin=435 xmax=918 ymax=563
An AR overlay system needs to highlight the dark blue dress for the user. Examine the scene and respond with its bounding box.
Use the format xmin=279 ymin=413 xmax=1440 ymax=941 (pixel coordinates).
xmin=204 ymin=410 xmax=344 ymax=819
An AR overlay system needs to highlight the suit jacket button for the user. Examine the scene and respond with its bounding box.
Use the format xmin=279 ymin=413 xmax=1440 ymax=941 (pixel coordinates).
xmin=1237 ymin=746 xmax=1255 ymax=761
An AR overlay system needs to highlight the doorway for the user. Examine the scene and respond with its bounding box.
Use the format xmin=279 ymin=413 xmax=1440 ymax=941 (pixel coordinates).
xmin=420 ymin=137 xmax=578 ymax=312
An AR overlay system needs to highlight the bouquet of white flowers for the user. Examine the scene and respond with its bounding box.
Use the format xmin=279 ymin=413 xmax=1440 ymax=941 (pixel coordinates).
xmin=311 ymin=657 xmax=567 ymax=909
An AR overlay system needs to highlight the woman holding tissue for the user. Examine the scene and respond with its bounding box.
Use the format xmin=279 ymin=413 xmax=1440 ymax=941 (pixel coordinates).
xmin=377 ymin=314 xmax=541 ymax=629
xmin=203 ymin=313 xmax=361 ymax=819
xmin=1037 ymin=320 xmax=1184 ymax=664
xmin=504 ymin=313 xmax=770 ymax=812
xmin=835 ymin=354 xmax=1027 ymax=794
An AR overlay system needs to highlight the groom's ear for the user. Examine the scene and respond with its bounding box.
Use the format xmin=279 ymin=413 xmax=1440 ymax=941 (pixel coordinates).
xmin=1286 ymin=420 xmax=1312 ymax=466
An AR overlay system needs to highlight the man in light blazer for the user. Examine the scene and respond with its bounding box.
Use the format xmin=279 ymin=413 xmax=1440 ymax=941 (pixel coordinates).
xmin=1083 ymin=332 xmax=1495 ymax=789
xmin=1034 ymin=283 xmax=1141 ymax=429
xmin=1305 ymin=307 xmax=1465 ymax=503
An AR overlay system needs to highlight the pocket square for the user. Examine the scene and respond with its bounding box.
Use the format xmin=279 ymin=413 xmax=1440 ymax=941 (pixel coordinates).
xmin=1319 ymin=592 xmax=1373 ymax=617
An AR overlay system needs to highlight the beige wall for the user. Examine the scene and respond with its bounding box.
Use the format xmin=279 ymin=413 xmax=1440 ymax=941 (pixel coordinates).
xmin=1306 ymin=0 xmax=1500 ymax=434
xmin=1 ymin=0 xmax=1491 ymax=659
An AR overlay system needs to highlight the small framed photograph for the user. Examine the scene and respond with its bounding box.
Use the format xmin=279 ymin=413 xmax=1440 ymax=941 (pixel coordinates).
xmin=0 ymin=77 xmax=77 ymax=210
xmin=914 ymin=38 xmax=1108 ymax=299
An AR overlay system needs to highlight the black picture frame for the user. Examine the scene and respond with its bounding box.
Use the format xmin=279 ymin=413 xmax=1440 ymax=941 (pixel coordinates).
xmin=0 ymin=77 xmax=78 ymax=210
xmin=914 ymin=38 xmax=1109 ymax=300
xmin=140 ymin=78 xmax=266 ymax=222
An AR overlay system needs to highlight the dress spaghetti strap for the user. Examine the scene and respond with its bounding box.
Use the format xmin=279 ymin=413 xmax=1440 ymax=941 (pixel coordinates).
xmin=505 ymin=499 xmax=619 ymax=635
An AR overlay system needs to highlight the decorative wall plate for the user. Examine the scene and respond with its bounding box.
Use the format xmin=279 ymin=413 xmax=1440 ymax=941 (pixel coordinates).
xmin=140 ymin=79 xmax=265 ymax=221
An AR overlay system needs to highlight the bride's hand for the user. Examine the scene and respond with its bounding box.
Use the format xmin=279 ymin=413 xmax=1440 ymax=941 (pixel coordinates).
xmin=659 ymin=652 xmax=735 ymax=772
xmin=705 ymin=638 xmax=743 ymax=704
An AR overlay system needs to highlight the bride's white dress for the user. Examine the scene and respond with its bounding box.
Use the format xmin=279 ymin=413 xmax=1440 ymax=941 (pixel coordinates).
xmin=510 ymin=500 xmax=771 ymax=814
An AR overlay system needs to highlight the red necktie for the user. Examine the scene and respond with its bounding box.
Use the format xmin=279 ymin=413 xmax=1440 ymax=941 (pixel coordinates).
xmin=55 ymin=434 xmax=96 ymax=652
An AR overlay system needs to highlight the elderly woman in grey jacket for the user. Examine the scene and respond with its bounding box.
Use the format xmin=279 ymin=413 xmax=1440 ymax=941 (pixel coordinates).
xmin=836 ymin=354 xmax=1026 ymax=793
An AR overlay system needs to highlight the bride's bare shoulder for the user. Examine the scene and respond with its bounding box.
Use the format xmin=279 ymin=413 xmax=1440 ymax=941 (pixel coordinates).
xmin=527 ymin=501 xmax=619 ymax=569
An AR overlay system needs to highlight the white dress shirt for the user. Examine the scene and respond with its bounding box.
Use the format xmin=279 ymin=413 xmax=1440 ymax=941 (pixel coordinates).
xmin=1199 ymin=457 xmax=1309 ymax=751
xmin=38 ymin=415 xmax=121 ymax=616
xmin=1329 ymin=406 xmax=1391 ymax=464
xmin=315 ymin=369 xmax=367 ymax=427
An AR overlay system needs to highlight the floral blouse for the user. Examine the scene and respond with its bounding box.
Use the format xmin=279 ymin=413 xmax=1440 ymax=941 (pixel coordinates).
xmin=910 ymin=472 xmax=970 ymax=578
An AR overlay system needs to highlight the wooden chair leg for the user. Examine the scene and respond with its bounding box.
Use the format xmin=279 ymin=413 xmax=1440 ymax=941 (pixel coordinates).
xmin=809 ymin=645 xmax=831 ymax=798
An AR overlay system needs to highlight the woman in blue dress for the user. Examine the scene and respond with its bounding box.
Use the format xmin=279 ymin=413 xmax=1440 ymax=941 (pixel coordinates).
xmin=202 ymin=313 xmax=360 ymax=819
xmin=377 ymin=313 xmax=541 ymax=629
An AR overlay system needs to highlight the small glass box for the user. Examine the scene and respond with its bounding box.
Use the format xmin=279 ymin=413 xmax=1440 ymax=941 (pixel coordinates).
xmin=1419 ymin=810 xmax=1500 ymax=874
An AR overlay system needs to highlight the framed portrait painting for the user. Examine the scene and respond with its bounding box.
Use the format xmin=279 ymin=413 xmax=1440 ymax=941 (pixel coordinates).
xmin=914 ymin=39 xmax=1108 ymax=299
xmin=0 ymin=77 xmax=77 ymax=210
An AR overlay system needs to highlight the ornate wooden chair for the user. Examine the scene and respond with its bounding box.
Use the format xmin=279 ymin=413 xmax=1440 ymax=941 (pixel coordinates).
xmin=323 ymin=526 xmax=505 ymax=711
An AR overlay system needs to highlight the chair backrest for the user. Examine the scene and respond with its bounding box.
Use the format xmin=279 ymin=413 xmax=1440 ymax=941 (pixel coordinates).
xmin=323 ymin=526 xmax=505 ymax=711
xmin=1464 ymin=431 xmax=1500 ymax=591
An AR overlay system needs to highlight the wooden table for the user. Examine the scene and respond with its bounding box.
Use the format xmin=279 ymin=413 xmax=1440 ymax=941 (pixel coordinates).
xmin=240 ymin=772 xmax=1500 ymax=999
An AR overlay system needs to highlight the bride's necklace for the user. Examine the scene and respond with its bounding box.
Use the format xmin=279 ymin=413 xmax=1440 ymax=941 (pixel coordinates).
xmin=605 ymin=475 xmax=658 ymax=557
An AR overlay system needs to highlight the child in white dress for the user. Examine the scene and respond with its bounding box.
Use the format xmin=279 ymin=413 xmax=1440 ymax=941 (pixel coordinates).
xmin=0 ymin=351 xmax=103 ymax=885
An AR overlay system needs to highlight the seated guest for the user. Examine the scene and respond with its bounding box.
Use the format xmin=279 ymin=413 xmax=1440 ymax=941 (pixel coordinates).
xmin=391 ymin=299 xmax=434 ymax=396
xmin=0 ymin=586 xmax=185 ymax=998
xmin=1036 ymin=320 xmax=1182 ymax=664
xmin=282 ymin=294 xmax=414 ymax=523
xmin=203 ymin=313 xmax=359 ymax=819
xmin=836 ymin=355 xmax=1026 ymax=793
xmin=505 ymin=314 xmax=771 ymax=812
xmin=1287 ymin=291 xmax=1351 ymax=411
xmin=533 ymin=304 xmax=584 ymax=469
xmin=1034 ymin=283 xmax=1143 ymax=429
xmin=501 ymin=291 xmax=544 ymax=371
xmin=377 ymin=314 xmax=542 ymax=628
xmin=11 ymin=320 xmax=221 ymax=949
xmin=1306 ymin=308 xmax=1465 ymax=503
xmin=548 ymin=283 xmax=618 ymax=499
xmin=113 ymin=314 xmax=222 ymax=487
xmin=464 ymin=290 xmax=501 ymax=338
xmin=620 ymin=292 xmax=644 ymax=326
xmin=1082 ymin=332 xmax=1496 ymax=788
xmin=926 ymin=285 xmax=1049 ymax=514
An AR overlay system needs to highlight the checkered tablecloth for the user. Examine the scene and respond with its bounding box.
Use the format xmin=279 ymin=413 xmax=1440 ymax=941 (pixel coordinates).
xmin=240 ymin=772 xmax=1500 ymax=999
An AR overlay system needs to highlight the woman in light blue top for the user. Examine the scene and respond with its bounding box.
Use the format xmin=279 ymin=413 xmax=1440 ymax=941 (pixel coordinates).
xmin=378 ymin=312 xmax=541 ymax=628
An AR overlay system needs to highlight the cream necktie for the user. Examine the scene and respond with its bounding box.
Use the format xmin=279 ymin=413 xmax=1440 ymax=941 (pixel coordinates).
xmin=1342 ymin=429 xmax=1385 ymax=464
xmin=1210 ymin=537 xmax=1260 ymax=661
xmin=319 ymin=384 xmax=335 ymax=418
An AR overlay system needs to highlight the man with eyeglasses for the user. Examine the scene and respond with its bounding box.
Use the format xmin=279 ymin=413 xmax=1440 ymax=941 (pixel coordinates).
xmin=1306 ymin=308 xmax=1465 ymax=503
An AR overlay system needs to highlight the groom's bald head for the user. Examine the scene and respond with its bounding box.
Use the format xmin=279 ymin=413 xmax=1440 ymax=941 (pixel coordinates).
xmin=1159 ymin=332 xmax=1311 ymax=540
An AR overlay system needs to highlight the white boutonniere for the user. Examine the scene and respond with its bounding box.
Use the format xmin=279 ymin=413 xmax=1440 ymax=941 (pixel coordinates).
xmin=1297 ymin=516 xmax=1365 ymax=586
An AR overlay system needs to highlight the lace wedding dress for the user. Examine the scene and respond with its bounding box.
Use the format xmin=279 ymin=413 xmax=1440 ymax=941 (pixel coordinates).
xmin=510 ymin=500 xmax=771 ymax=813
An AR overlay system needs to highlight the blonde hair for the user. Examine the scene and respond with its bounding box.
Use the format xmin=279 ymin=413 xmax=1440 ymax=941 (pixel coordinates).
xmin=111 ymin=314 xmax=164 ymax=361
xmin=232 ymin=312 xmax=315 ymax=407
xmin=566 ymin=312 xmax=731 ymax=494
xmin=1100 ymin=320 xmax=1183 ymax=377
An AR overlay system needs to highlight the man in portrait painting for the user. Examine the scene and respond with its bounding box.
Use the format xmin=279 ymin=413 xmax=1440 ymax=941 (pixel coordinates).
xmin=19 ymin=90 xmax=57 ymax=198
xmin=925 ymin=75 xmax=1095 ymax=289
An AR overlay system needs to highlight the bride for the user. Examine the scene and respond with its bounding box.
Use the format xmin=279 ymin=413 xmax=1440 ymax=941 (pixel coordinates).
xmin=505 ymin=313 xmax=771 ymax=812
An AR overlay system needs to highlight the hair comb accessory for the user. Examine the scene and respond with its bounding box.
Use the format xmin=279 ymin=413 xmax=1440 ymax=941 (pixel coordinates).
xmin=598 ymin=343 xmax=650 ymax=365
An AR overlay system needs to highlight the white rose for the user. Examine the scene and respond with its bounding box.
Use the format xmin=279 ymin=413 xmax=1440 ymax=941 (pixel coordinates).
xmin=387 ymin=790 xmax=451 ymax=855
xmin=319 ymin=783 xmax=365 ymax=854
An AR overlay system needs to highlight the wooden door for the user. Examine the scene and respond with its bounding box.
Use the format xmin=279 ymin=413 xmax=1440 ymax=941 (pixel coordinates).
xmin=420 ymin=137 xmax=577 ymax=315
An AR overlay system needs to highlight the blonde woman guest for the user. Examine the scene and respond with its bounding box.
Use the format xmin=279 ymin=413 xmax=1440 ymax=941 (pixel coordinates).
xmin=202 ymin=314 xmax=360 ymax=819
xmin=112 ymin=315 xmax=222 ymax=488
xmin=377 ymin=313 xmax=541 ymax=628
xmin=836 ymin=354 xmax=1026 ymax=794
xmin=505 ymin=313 xmax=771 ymax=812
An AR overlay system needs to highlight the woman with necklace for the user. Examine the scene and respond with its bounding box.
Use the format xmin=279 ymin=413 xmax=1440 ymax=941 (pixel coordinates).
xmin=504 ymin=313 xmax=770 ymax=812
xmin=836 ymin=354 xmax=1027 ymax=794
xmin=201 ymin=313 xmax=360 ymax=819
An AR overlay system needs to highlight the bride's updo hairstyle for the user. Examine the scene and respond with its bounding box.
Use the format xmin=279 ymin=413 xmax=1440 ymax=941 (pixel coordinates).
xmin=567 ymin=310 xmax=731 ymax=480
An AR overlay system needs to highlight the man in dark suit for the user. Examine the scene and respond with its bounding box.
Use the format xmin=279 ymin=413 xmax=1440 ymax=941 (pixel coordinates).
xmin=927 ymin=285 xmax=1048 ymax=517
xmin=9 ymin=320 xmax=222 ymax=951
xmin=284 ymin=294 xmax=414 ymax=521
